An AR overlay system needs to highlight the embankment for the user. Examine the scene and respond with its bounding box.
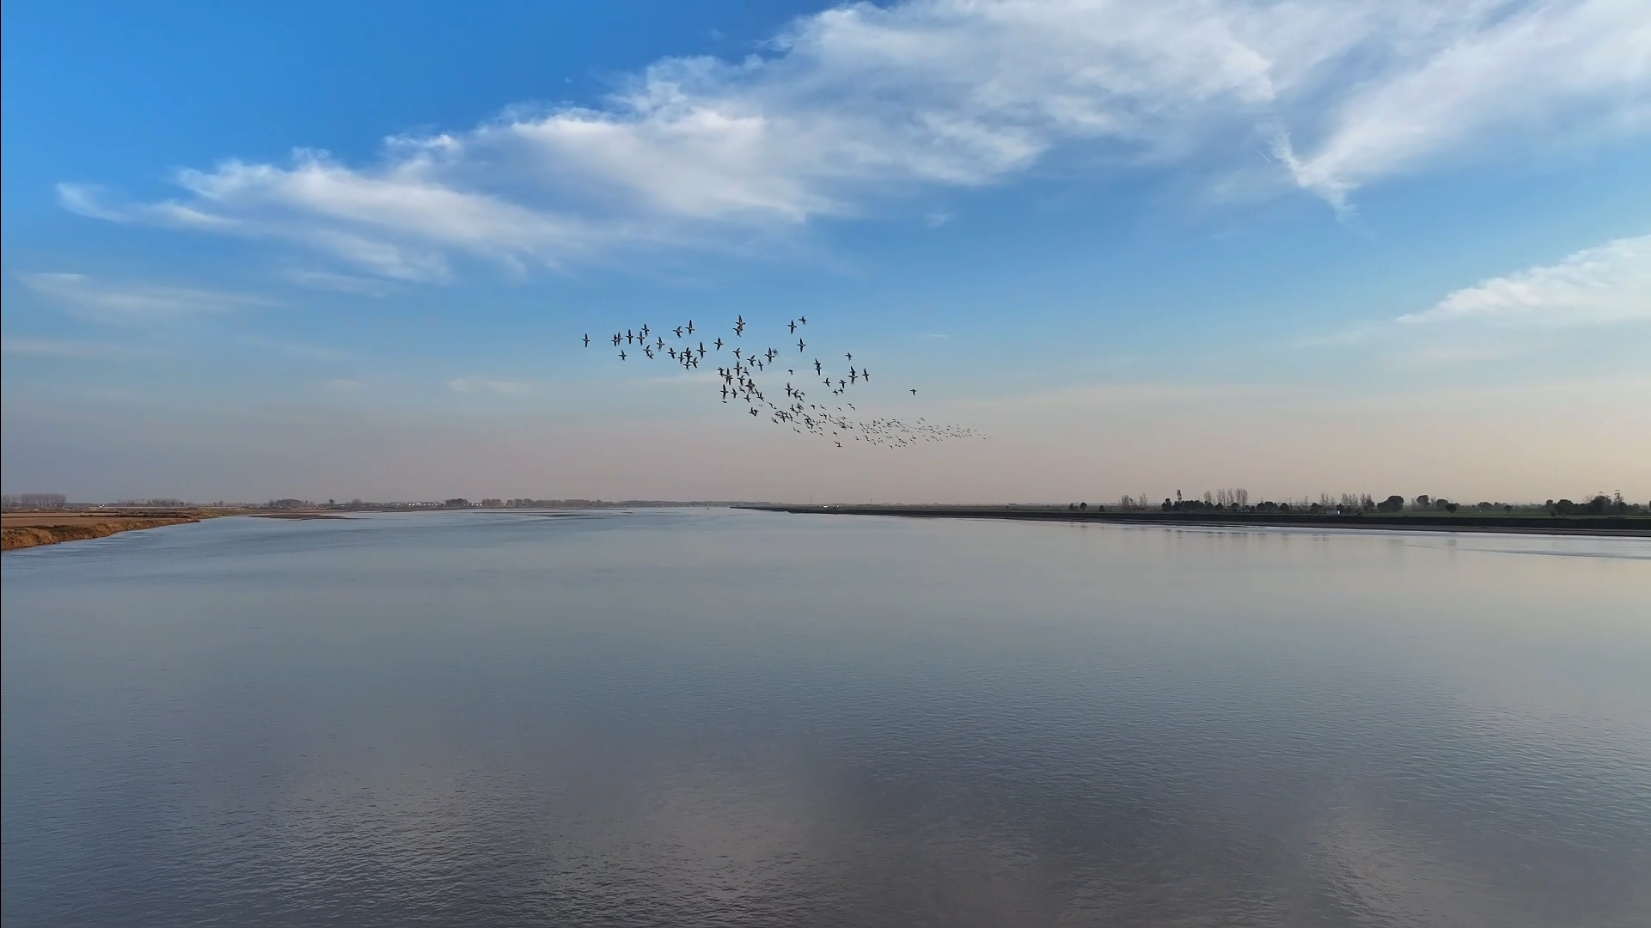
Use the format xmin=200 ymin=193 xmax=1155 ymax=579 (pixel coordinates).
xmin=2 ymin=515 xmax=204 ymax=551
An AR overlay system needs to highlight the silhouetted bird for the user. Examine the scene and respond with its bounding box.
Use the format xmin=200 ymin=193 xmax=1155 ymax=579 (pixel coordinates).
xmin=583 ymin=334 xmax=590 ymax=347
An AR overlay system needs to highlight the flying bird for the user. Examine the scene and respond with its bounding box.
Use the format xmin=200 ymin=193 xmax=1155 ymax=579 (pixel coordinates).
xmin=590 ymin=311 xmax=975 ymax=448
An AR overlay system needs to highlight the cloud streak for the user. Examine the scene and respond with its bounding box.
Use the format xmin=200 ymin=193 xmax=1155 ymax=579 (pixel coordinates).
xmin=1400 ymin=235 xmax=1651 ymax=327
xmin=59 ymin=0 xmax=1651 ymax=277
xmin=447 ymin=378 xmax=538 ymax=396
xmin=17 ymin=272 xmax=274 ymax=324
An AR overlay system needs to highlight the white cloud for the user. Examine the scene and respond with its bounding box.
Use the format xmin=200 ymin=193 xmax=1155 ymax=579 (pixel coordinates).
xmin=17 ymin=272 xmax=274 ymax=324
xmin=1400 ymin=235 xmax=1651 ymax=326
xmin=59 ymin=0 xmax=1651 ymax=275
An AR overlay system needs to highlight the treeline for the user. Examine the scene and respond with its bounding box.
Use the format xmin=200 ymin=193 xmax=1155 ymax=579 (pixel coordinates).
xmin=1067 ymin=489 xmax=1646 ymax=516
xmin=1 ymin=493 xmax=68 ymax=510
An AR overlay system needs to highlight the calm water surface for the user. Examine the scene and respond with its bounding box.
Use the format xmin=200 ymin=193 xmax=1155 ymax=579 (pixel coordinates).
xmin=3 ymin=509 xmax=1649 ymax=926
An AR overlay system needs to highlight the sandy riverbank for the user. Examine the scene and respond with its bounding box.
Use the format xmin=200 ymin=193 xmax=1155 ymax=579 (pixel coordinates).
xmin=1 ymin=510 xmax=224 ymax=551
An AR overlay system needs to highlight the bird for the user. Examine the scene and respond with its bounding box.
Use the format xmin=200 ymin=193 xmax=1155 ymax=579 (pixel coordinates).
xmin=588 ymin=311 xmax=977 ymax=448
xmin=686 ymin=320 xmax=695 ymax=334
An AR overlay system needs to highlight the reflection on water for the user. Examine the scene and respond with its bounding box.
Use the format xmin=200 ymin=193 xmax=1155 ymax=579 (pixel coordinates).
xmin=3 ymin=510 xmax=1648 ymax=926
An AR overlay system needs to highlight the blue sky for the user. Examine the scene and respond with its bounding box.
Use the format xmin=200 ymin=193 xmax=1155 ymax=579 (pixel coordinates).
xmin=4 ymin=0 xmax=1648 ymax=503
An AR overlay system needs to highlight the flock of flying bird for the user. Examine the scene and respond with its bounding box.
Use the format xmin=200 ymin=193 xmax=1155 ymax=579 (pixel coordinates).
xmin=586 ymin=315 xmax=981 ymax=449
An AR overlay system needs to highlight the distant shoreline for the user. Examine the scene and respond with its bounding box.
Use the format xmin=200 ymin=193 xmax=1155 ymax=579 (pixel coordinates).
xmin=740 ymin=505 xmax=1651 ymax=537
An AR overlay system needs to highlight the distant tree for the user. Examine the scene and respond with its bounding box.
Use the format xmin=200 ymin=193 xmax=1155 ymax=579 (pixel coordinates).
xmin=5 ymin=492 xmax=68 ymax=510
xmin=1079 ymin=502 xmax=1088 ymax=510
xmin=1376 ymin=495 xmax=1404 ymax=513
xmin=1414 ymin=495 xmax=1431 ymax=509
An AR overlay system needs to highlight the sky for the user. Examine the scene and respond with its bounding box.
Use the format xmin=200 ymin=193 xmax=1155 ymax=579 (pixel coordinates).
xmin=3 ymin=0 xmax=1648 ymax=504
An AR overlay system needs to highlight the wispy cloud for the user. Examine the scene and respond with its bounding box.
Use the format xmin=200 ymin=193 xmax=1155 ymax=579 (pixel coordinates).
xmin=1297 ymin=233 xmax=1650 ymax=366
xmin=236 ymin=335 xmax=357 ymax=362
xmin=1 ymin=336 xmax=157 ymax=359
xmin=447 ymin=378 xmax=537 ymax=395
xmin=280 ymin=268 xmax=392 ymax=297
xmin=58 ymin=0 xmax=1649 ymax=278
xmin=1400 ymin=235 xmax=1651 ymax=327
xmin=17 ymin=272 xmax=274 ymax=324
